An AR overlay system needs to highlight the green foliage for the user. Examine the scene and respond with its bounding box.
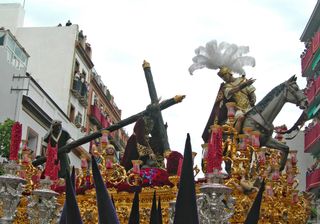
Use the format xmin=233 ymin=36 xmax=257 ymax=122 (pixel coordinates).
xmin=0 ymin=163 xmax=3 ymax=175
xmin=311 ymin=149 xmax=320 ymax=160
xmin=0 ymin=118 xmax=15 ymax=159
xmin=311 ymin=206 xmax=318 ymax=217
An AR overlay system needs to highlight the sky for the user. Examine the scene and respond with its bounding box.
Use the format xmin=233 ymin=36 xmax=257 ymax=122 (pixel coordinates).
xmin=1 ymin=0 xmax=317 ymax=173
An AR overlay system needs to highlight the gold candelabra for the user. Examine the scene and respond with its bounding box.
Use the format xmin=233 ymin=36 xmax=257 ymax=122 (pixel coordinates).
xmin=219 ymin=121 xmax=311 ymax=224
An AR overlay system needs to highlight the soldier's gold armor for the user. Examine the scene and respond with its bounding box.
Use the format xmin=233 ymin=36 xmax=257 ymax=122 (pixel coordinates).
xmin=224 ymin=77 xmax=255 ymax=113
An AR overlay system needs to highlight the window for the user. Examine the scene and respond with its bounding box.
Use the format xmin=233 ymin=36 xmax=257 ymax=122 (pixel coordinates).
xmin=6 ymin=49 xmax=12 ymax=63
xmin=14 ymin=45 xmax=27 ymax=65
xmin=69 ymin=104 xmax=75 ymax=122
xmin=74 ymin=60 xmax=80 ymax=73
xmin=82 ymin=70 xmax=87 ymax=80
xmin=0 ymin=32 xmax=5 ymax=46
xmin=6 ymin=34 xmax=15 ymax=50
xmin=26 ymin=127 xmax=38 ymax=155
xmin=40 ymin=137 xmax=46 ymax=157
xmin=5 ymin=34 xmax=27 ymax=69
xmin=91 ymin=91 xmax=97 ymax=105
xmin=75 ymin=112 xmax=82 ymax=128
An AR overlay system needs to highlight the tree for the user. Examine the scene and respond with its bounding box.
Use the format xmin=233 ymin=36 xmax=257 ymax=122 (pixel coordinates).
xmin=0 ymin=119 xmax=15 ymax=159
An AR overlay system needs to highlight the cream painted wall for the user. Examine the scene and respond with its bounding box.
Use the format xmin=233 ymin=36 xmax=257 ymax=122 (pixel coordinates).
xmin=16 ymin=25 xmax=78 ymax=114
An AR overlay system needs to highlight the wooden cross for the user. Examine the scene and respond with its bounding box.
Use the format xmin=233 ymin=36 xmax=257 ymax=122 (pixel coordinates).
xmin=142 ymin=60 xmax=173 ymax=156
xmin=32 ymin=73 xmax=184 ymax=167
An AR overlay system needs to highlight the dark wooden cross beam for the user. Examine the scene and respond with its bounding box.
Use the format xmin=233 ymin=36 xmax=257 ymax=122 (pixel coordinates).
xmin=142 ymin=61 xmax=171 ymax=155
xmin=32 ymin=95 xmax=185 ymax=167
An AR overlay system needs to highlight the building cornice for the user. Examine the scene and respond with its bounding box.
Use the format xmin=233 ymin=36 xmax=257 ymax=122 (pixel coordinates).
xmin=22 ymin=95 xmax=52 ymax=128
xmin=75 ymin=41 xmax=94 ymax=69
xmin=91 ymin=76 xmax=121 ymax=121
xmin=300 ymin=1 xmax=320 ymax=42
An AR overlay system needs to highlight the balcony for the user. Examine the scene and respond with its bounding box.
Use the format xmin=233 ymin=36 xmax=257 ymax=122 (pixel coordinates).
xmin=90 ymin=104 xmax=111 ymax=129
xmin=301 ymin=32 xmax=320 ymax=74
xmin=305 ymin=76 xmax=320 ymax=104
xmin=306 ymin=168 xmax=320 ymax=191
xmin=305 ymin=122 xmax=320 ymax=152
xmin=302 ymin=45 xmax=314 ymax=74
xmin=101 ymin=114 xmax=110 ymax=129
xmin=71 ymin=79 xmax=88 ymax=107
xmin=312 ymin=32 xmax=320 ymax=56
xmin=90 ymin=104 xmax=102 ymax=126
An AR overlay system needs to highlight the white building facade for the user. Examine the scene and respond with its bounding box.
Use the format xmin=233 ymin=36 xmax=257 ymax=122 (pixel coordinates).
xmin=0 ymin=4 xmax=91 ymax=167
xmin=0 ymin=29 xmax=28 ymax=123
xmin=285 ymin=131 xmax=313 ymax=191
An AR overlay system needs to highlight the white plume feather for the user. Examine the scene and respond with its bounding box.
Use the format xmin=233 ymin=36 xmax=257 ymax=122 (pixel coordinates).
xmin=188 ymin=40 xmax=255 ymax=75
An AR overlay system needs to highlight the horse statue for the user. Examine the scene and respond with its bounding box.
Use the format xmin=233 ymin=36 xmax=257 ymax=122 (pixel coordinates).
xmin=188 ymin=40 xmax=308 ymax=171
xmin=239 ymin=75 xmax=308 ymax=170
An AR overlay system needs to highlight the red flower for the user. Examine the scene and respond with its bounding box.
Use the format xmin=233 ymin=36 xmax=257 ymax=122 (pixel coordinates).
xmin=9 ymin=122 xmax=22 ymax=161
xmin=44 ymin=142 xmax=60 ymax=181
xmin=166 ymin=151 xmax=184 ymax=175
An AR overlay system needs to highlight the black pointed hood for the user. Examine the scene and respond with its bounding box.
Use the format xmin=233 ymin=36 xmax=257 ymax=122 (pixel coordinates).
xmin=149 ymin=191 xmax=158 ymax=224
xmin=128 ymin=191 xmax=140 ymax=224
xmin=173 ymin=134 xmax=199 ymax=224
xmin=91 ymin=155 xmax=119 ymax=224
xmin=244 ymin=179 xmax=266 ymax=224
xmin=111 ymin=195 xmax=115 ymax=208
xmin=157 ymin=196 xmax=163 ymax=224
xmin=59 ymin=167 xmax=76 ymax=223
xmin=65 ymin=167 xmax=83 ymax=224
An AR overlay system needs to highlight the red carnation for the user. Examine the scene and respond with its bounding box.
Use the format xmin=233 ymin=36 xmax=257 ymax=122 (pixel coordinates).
xmin=166 ymin=151 xmax=184 ymax=175
xmin=9 ymin=122 xmax=22 ymax=161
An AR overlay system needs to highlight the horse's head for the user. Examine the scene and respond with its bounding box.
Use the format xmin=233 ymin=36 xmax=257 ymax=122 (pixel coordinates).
xmin=285 ymin=75 xmax=308 ymax=110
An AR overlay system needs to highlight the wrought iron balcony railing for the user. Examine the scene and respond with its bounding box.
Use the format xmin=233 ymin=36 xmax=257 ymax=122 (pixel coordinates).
xmin=305 ymin=122 xmax=320 ymax=152
xmin=306 ymin=168 xmax=320 ymax=191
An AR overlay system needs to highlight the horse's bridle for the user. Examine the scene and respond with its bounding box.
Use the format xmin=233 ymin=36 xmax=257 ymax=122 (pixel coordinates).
xmin=284 ymin=81 xmax=306 ymax=107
